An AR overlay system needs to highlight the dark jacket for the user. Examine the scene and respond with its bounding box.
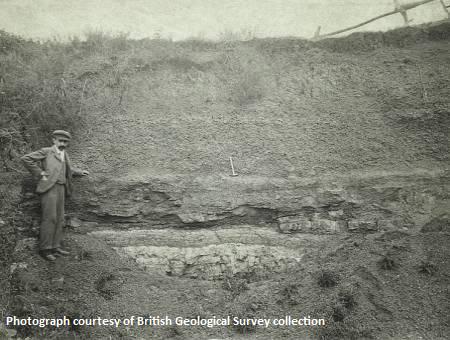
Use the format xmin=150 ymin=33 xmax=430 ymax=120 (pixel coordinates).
xmin=21 ymin=146 xmax=83 ymax=196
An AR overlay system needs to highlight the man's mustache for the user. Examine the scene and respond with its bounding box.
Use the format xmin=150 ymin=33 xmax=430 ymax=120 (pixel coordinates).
xmin=58 ymin=146 xmax=66 ymax=150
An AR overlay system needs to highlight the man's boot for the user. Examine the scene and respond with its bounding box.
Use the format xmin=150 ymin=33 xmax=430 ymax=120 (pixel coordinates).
xmin=53 ymin=248 xmax=70 ymax=256
xmin=39 ymin=250 xmax=57 ymax=261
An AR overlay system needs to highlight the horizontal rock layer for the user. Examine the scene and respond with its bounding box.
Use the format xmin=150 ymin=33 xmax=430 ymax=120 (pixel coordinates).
xmin=59 ymin=169 xmax=450 ymax=234
xmin=90 ymin=226 xmax=326 ymax=280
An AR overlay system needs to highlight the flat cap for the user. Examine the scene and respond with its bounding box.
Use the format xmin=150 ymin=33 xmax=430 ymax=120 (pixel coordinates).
xmin=52 ymin=130 xmax=71 ymax=140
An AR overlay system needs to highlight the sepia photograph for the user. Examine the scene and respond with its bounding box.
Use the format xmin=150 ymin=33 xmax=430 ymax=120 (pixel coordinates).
xmin=0 ymin=1 xmax=449 ymax=339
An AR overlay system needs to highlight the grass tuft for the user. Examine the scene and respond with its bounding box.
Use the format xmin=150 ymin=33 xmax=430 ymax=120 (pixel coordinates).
xmin=278 ymin=283 xmax=301 ymax=305
xmin=95 ymin=272 xmax=117 ymax=300
xmin=418 ymin=260 xmax=437 ymax=276
xmin=338 ymin=288 xmax=357 ymax=310
xmin=379 ymin=255 xmax=396 ymax=270
xmin=318 ymin=270 xmax=339 ymax=288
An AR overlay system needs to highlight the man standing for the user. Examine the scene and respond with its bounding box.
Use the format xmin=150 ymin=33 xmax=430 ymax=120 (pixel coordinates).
xmin=21 ymin=130 xmax=89 ymax=261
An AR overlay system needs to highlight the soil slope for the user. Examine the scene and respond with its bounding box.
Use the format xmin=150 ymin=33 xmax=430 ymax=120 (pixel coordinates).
xmin=67 ymin=22 xmax=450 ymax=179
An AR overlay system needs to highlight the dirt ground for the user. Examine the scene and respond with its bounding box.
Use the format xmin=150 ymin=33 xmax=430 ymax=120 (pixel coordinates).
xmin=7 ymin=220 xmax=450 ymax=339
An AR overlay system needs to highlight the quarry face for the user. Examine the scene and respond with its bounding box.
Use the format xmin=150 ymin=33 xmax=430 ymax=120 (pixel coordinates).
xmin=54 ymin=23 xmax=450 ymax=285
xmin=81 ymin=170 xmax=450 ymax=280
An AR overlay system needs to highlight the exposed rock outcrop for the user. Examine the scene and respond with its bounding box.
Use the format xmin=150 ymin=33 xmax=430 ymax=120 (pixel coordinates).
xmin=90 ymin=226 xmax=325 ymax=280
xmin=60 ymin=169 xmax=450 ymax=235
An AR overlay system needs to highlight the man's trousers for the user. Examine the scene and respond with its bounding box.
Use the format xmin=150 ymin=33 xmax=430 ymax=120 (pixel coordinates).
xmin=39 ymin=183 xmax=65 ymax=250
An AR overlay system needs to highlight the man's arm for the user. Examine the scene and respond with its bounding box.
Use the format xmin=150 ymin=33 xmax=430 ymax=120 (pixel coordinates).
xmin=66 ymin=154 xmax=89 ymax=177
xmin=21 ymin=148 xmax=48 ymax=178
xmin=71 ymin=166 xmax=89 ymax=177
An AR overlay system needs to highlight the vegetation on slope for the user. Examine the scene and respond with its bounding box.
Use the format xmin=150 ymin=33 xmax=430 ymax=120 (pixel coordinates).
xmin=1 ymin=22 xmax=449 ymax=176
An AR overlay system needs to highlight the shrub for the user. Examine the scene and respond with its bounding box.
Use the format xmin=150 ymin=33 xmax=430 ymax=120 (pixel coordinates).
xmin=317 ymin=270 xmax=339 ymax=288
xmin=0 ymin=30 xmax=33 ymax=56
xmin=279 ymin=283 xmax=300 ymax=305
xmin=332 ymin=304 xmax=346 ymax=322
xmin=338 ymin=288 xmax=357 ymax=310
xmin=230 ymin=303 xmax=258 ymax=334
xmin=378 ymin=255 xmax=396 ymax=270
xmin=95 ymin=273 xmax=117 ymax=300
xmin=222 ymin=269 xmax=249 ymax=297
xmin=0 ymin=32 xmax=86 ymax=170
xmin=82 ymin=30 xmax=131 ymax=55
xmin=418 ymin=260 xmax=437 ymax=276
